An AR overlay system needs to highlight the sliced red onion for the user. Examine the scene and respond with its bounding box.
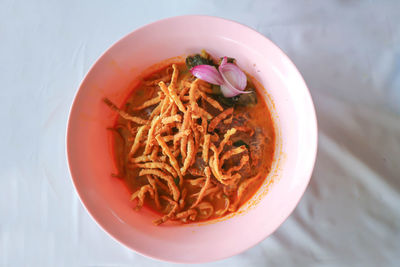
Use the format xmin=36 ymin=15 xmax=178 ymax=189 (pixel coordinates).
xmin=219 ymin=57 xmax=247 ymax=92
xmin=190 ymin=57 xmax=250 ymax=98
xmin=190 ymin=65 xmax=224 ymax=85
xmin=220 ymin=84 xmax=251 ymax=98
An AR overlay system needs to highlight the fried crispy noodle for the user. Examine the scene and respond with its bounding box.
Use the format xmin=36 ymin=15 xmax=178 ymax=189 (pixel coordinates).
xmin=229 ymin=174 xmax=261 ymax=212
xmin=130 ymin=154 xmax=166 ymax=163
xmin=222 ymin=173 xmax=242 ymax=185
xmin=179 ymin=188 xmax=187 ymax=209
xmin=179 ymin=75 xmax=189 ymax=86
xmin=162 ymin=135 xmax=175 ymax=142
xmin=189 ymin=79 xmax=212 ymax=120
xmin=181 ymin=134 xmax=195 ymax=175
xmin=150 ymin=145 xmax=159 ymax=161
xmin=155 ymin=135 xmax=182 ymax=180
xmin=209 ymin=154 xmax=224 ymax=184
xmin=158 ymin=80 xmax=170 ymax=97
xmin=179 ymin=85 xmax=190 ymax=98
xmin=173 ymin=121 xmax=182 ymax=130
xmin=149 ymin=102 xmax=162 ymax=119
xmin=197 ymin=106 xmax=213 ymax=120
xmin=132 ymin=96 xmax=161 ymax=110
xmin=180 ymin=134 xmax=188 ymax=159
xmin=202 ymin=134 xmax=211 ymax=163
xmin=130 ymin=155 xmax=150 ymax=163
xmin=220 ymin=145 xmax=247 ymax=168
xmin=196 ymin=124 xmax=205 ymax=136
xmin=235 ymin=126 xmax=255 ymax=136
xmin=227 ymin=154 xmax=249 ymax=175
xmin=183 ymin=80 xmax=194 ymax=88
xmin=143 ymin=115 xmax=161 ymax=155
xmin=190 ymin=119 xmax=201 ymax=152
xmin=128 ymin=125 xmax=148 ymax=156
xmin=209 ymin=144 xmax=241 ymax=185
xmin=154 ymin=178 xmax=170 ymax=193
xmin=186 ymin=177 xmax=206 ymax=186
xmin=210 ymin=133 xmax=219 ymax=142
xmin=180 ymin=95 xmax=190 ymax=101
xmin=157 ymin=124 xmax=173 ymax=135
xmin=172 ymin=132 xmax=180 ymax=152
xmin=201 ymin=116 xmax=208 ymax=133
xmin=209 ymin=144 xmax=223 ymax=182
xmin=198 ymin=84 xmax=213 ymax=94
xmin=181 ymin=106 xmax=192 ymax=130
xmin=135 ymin=162 xmax=178 ymax=178
xmin=159 ymin=81 xmax=186 ymax=113
xmin=130 ymin=185 xmax=154 ymax=210
xmin=173 ymin=129 xmax=190 ymax=150
xmin=191 ymin=167 xmax=211 ymax=208
xmin=181 ymin=94 xmax=201 ymax=102
xmin=198 ymin=90 xmax=224 ymax=111
xmin=191 ymin=186 xmax=220 ymax=199
xmin=153 ymin=196 xmax=179 ymax=225
xmin=144 ymin=74 xmax=172 ymax=86
xmin=208 ymin=107 xmax=234 ymax=132
xmin=139 ymin=169 xmax=180 ymax=201
xmin=179 ymin=107 xmax=192 ymax=158
xmin=223 ymin=115 xmax=233 ymax=125
xmin=103 ymin=98 xmax=148 ymax=125
xmin=188 ymin=168 xmax=203 ymax=177
xmin=197 ymin=79 xmax=211 ymax=89
xmin=159 ymin=97 xmax=170 ymax=116
xmin=147 ymin=175 xmax=161 ymax=209
xmin=196 ymin=201 xmax=214 ymax=219
xmin=161 ymin=98 xmax=173 ymax=116
xmin=176 ymin=209 xmax=197 ymax=222
xmin=219 ymin=128 xmax=237 ymax=152
xmin=171 ymin=103 xmax=178 ymax=116
xmin=173 ymin=149 xmax=180 ymax=158
xmin=169 ymin=64 xmax=180 ymax=90
xmin=161 ymin=114 xmax=182 ymax=124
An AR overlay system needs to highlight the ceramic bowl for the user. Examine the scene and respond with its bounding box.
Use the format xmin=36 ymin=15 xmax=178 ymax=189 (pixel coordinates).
xmin=66 ymin=15 xmax=317 ymax=263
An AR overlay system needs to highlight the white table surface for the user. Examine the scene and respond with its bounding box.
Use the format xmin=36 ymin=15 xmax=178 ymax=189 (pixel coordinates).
xmin=1 ymin=0 xmax=400 ymax=266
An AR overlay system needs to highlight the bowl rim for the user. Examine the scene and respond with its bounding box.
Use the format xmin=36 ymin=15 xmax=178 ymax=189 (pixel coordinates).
xmin=66 ymin=14 xmax=318 ymax=263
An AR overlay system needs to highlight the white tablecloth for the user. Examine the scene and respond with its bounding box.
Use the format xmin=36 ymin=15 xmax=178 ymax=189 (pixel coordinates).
xmin=1 ymin=0 xmax=399 ymax=266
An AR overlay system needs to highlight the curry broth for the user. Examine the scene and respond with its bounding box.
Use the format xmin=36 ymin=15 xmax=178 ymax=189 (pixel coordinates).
xmin=110 ymin=61 xmax=275 ymax=222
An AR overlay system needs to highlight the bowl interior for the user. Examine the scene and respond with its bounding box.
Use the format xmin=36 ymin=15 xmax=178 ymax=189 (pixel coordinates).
xmin=67 ymin=16 xmax=317 ymax=263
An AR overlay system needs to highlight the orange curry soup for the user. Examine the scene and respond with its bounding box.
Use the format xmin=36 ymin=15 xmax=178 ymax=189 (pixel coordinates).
xmin=105 ymin=53 xmax=275 ymax=225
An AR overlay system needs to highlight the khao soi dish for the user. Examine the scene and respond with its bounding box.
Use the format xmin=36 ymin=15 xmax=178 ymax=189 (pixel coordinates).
xmin=104 ymin=51 xmax=275 ymax=225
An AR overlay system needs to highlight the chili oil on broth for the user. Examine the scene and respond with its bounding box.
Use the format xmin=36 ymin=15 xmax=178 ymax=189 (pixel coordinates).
xmin=110 ymin=61 xmax=275 ymax=223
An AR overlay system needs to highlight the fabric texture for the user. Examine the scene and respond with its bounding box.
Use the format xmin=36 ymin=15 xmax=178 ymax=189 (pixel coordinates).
xmin=1 ymin=0 xmax=399 ymax=266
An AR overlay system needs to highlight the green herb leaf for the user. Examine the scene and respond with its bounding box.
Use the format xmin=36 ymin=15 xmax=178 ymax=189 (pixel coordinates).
xmin=186 ymin=54 xmax=215 ymax=69
xmin=215 ymin=90 xmax=257 ymax=108
xmin=174 ymin=177 xmax=180 ymax=186
xmin=215 ymin=94 xmax=239 ymax=107
xmin=219 ymin=57 xmax=236 ymax=64
xmin=211 ymin=84 xmax=222 ymax=95
xmin=235 ymin=91 xmax=257 ymax=107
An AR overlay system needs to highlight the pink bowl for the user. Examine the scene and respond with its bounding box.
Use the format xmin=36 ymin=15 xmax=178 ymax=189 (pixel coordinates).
xmin=66 ymin=15 xmax=317 ymax=263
